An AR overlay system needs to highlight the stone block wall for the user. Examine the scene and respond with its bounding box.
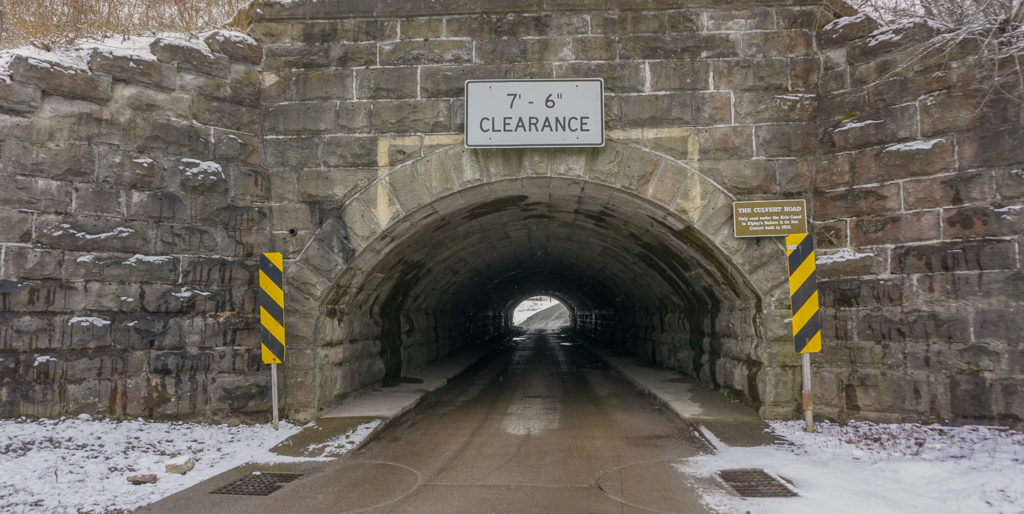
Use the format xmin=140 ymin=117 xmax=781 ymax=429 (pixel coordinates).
xmin=252 ymin=0 xmax=828 ymax=418
xmin=0 ymin=32 xmax=272 ymax=419
xmin=812 ymin=11 xmax=1024 ymax=424
xmin=0 ymin=0 xmax=1021 ymax=425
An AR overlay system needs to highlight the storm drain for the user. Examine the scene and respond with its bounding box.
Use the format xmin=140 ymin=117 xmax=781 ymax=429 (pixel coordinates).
xmin=210 ymin=472 xmax=303 ymax=496
xmin=717 ymin=469 xmax=797 ymax=497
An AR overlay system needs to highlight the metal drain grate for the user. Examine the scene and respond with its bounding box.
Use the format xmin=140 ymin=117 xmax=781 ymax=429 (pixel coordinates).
xmin=717 ymin=468 xmax=797 ymax=498
xmin=210 ymin=472 xmax=303 ymax=496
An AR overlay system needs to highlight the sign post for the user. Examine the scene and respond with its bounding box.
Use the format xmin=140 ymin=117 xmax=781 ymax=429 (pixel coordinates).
xmin=259 ymin=253 xmax=286 ymax=430
xmin=786 ymin=233 xmax=821 ymax=432
xmin=733 ymin=200 xmax=819 ymax=432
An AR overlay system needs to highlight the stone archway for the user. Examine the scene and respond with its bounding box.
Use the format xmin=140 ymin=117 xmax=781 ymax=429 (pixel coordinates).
xmin=282 ymin=141 xmax=796 ymax=421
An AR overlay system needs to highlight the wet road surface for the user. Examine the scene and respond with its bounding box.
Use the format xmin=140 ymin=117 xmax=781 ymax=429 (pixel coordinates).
xmin=150 ymin=330 xmax=718 ymax=513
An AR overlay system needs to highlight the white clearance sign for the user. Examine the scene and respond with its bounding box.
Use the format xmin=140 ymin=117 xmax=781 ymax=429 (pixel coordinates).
xmin=464 ymin=79 xmax=605 ymax=148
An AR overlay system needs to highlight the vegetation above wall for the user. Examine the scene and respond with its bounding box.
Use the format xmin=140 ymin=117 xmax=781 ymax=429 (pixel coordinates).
xmin=0 ymin=0 xmax=249 ymax=50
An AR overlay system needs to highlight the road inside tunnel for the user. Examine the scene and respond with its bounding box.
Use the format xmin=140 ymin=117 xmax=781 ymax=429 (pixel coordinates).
xmin=319 ymin=176 xmax=768 ymax=415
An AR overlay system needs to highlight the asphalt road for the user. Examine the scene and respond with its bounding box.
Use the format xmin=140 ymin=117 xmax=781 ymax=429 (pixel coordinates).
xmin=148 ymin=330 xmax=718 ymax=513
xmin=518 ymin=303 xmax=570 ymax=330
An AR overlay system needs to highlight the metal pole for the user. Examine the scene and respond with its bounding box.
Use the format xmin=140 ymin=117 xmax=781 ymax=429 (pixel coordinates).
xmin=802 ymin=353 xmax=813 ymax=432
xmin=271 ymin=363 xmax=279 ymax=430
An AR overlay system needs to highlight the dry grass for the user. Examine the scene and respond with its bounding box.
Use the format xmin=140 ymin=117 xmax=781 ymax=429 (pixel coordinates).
xmin=0 ymin=0 xmax=252 ymax=50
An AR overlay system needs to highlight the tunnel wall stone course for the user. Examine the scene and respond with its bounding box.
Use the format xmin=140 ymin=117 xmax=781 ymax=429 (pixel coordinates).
xmin=0 ymin=0 xmax=1021 ymax=426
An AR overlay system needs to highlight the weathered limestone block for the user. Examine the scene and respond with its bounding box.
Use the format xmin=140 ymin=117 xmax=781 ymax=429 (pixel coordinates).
xmin=85 ymin=49 xmax=176 ymax=90
xmin=204 ymin=31 xmax=263 ymax=65
xmin=355 ymin=67 xmax=417 ymax=100
xmin=617 ymin=34 xmax=735 ymax=60
xmin=191 ymin=95 xmax=259 ymax=133
xmin=449 ymin=13 xmax=588 ymax=39
xmin=819 ymin=13 xmax=877 ymax=47
xmin=1 ymin=140 xmax=94 ymax=179
xmin=287 ymin=69 xmax=354 ymax=101
xmin=150 ymin=37 xmax=230 ymax=79
xmin=372 ymin=99 xmax=450 ymax=133
xmin=6 ymin=54 xmax=112 ymax=104
xmin=178 ymin=69 xmax=260 ymax=108
xmin=0 ymin=208 xmax=35 ymax=243
xmin=297 ymin=168 xmax=376 ymax=203
xmin=736 ymin=31 xmax=814 ymax=58
xmin=380 ymin=40 xmax=473 ymax=66
xmin=213 ymin=130 xmax=261 ymax=166
xmin=127 ymin=118 xmax=211 ymax=156
xmin=0 ymin=81 xmax=43 ymax=117
xmin=902 ymin=171 xmax=987 ymax=210
xmin=94 ymin=148 xmax=165 ymax=188
xmin=264 ymin=101 xmax=338 ymax=135
xmin=0 ymin=314 xmax=62 ymax=350
xmin=943 ymin=205 xmax=1024 ymax=239
xmin=2 ymin=247 xmax=63 ymax=281
xmin=814 ymin=184 xmax=900 ymax=220
xmin=73 ymin=185 xmax=124 ymax=217
xmin=734 ymin=91 xmax=818 ymax=123
xmin=618 ymin=92 xmax=731 ymax=128
xmin=264 ymin=136 xmax=320 ymax=168
xmin=846 ymin=21 xmax=938 ymax=64
xmin=851 ymin=211 xmax=941 ymax=245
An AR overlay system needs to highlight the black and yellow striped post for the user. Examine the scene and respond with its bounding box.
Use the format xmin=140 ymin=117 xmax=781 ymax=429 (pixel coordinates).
xmin=786 ymin=233 xmax=821 ymax=431
xmin=259 ymin=252 xmax=284 ymax=429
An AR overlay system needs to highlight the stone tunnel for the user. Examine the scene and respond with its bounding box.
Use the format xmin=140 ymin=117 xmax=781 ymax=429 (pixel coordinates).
xmin=1 ymin=0 xmax=1022 ymax=426
xmin=296 ymin=145 xmax=784 ymax=420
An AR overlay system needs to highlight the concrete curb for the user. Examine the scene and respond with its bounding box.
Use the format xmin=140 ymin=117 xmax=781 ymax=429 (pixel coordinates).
xmin=309 ymin=347 xmax=493 ymax=453
xmin=587 ymin=345 xmax=779 ymax=448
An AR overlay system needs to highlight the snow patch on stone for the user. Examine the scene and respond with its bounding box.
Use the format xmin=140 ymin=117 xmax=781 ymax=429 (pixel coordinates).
xmin=157 ymin=37 xmax=215 ymax=59
xmin=823 ymin=13 xmax=868 ymax=32
xmin=133 ymin=158 xmax=154 ymax=166
xmin=817 ymin=248 xmax=874 ymax=265
xmin=78 ymin=36 xmax=158 ymax=63
xmin=68 ymin=317 xmax=112 ymax=327
xmin=123 ymin=254 xmax=173 ymax=266
xmin=884 ymin=138 xmax=944 ymax=152
xmin=33 ymin=356 xmax=58 ymax=367
xmin=171 ymin=287 xmax=212 ymax=298
xmin=776 ymin=94 xmax=816 ymax=100
xmin=991 ymin=205 xmax=1022 ymax=213
xmin=76 ymin=255 xmax=97 ymax=263
xmin=834 ymin=119 xmax=883 ymax=132
xmin=49 ymin=224 xmax=135 ymax=240
xmin=203 ymin=30 xmax=258 ymax=48
xmin=179 ymin=159 xmax=224 ymax=180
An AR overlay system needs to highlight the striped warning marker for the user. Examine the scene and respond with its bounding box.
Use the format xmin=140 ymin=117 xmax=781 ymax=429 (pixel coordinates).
xmin=786 ymin=233 xmax=821 ymax=354
xmin=259 ymin=253 xmax=285 ymax=364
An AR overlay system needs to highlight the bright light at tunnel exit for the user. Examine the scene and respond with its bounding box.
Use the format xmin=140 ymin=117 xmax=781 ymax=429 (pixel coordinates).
xmin=512 ymin=296 xmax=569 ymax=328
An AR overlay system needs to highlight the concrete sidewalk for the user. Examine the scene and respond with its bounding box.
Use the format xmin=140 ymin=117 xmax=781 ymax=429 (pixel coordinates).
xmin=273 ymin=346 xmax=493 ymax=456
xmin=587 ymin=345 xmax=780 ymax=448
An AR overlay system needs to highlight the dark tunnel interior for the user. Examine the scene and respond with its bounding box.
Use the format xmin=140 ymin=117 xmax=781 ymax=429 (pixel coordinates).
xmin=320 ymin=177 xmax=764 ymax=407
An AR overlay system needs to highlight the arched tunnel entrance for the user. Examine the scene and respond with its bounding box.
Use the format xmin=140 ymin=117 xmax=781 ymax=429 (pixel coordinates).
xmin=293 ymin=144 xmax=796 ymax=420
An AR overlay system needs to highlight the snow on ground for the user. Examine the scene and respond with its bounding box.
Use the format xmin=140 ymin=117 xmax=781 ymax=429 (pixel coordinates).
xmin=0 ymin=415 xmax=377 ymax=513
xmin=678 ymin=420 xmax=1024 ymax=514
xmin=513 ymin=296 xmax=563 ymax=325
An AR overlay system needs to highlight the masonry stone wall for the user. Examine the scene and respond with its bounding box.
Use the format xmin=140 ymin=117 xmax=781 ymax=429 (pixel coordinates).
xmin=0 ymin=32 xmax=272 ymax=419
xmin=812 ymin=9 xmax=1024 ymax=424
xmin=0 ymin=0 xmax=1021 ymax=425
